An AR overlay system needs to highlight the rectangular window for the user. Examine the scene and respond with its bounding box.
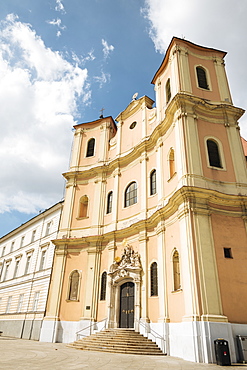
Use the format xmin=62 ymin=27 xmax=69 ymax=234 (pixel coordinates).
xmin=3 ymin=263 xmax=10 ymax=281
xmin=33 ymin=291 xmax=40 ymax=311
xmin=10 ymin=241 xmax=15 ymax=253
xmin=224 ymin=248 xmax=233 ymax=259
xmin=17 ymin=294 xmax=24 ymax=313
xmin=20 ymin=236 xmax=25 ymax=248
xmin=13 ymin=259 xmax=21 ymax=278
xmin=39 ymin=250 xmax=47 ymax=270
xmin=6 ymin=296 xmax=12 ymax=313
xmin=25 ymin=255 xmax=32 ymax=275
xmin=1 ymin=246 xmax=6 ymax=257
xmin=45 ymin=222 xmax=51 ymax=236
xmin=31 ymin=230 xmax=36 ymax=243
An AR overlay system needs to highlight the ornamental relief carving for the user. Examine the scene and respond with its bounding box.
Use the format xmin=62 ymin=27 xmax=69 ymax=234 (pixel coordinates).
xmin=108 ymin=242 xmax=142 ymax=284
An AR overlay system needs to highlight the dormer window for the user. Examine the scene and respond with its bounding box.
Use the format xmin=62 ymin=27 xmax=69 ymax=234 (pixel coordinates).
xmin=196 ymin=66 xmax=209 ymax=90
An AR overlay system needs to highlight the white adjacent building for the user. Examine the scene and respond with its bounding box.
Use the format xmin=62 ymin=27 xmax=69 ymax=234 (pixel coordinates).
xmin=0 ymin=201 xmax=63 ymax=340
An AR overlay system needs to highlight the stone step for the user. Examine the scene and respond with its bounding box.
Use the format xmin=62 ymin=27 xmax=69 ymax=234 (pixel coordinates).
xmin=68 ymin=329 xmax=164 ymax=356
xmin=67 ymin=344 xmax=164 ymax=355
xmin=79 ymin=334 xmax=155 ymax=343
xmin=71 ymin=340 xmax=159 ymax=349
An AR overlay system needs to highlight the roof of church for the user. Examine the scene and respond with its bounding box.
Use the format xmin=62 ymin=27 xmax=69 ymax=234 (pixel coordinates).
xmin=73 ymin=115 xmax=116 ymax=129
xmin=151 ymin=36 xmax=227 ymax=85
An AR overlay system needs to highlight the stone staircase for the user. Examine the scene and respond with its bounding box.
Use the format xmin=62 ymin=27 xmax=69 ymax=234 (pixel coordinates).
xmin=67 ymin=328 xmax=164 ymax=355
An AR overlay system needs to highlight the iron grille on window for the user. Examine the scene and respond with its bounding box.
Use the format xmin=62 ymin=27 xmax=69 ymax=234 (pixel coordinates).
xmin=125 ymin=182 xmax=137 ymax=207
xmin=100 ymin=271 xmax=107 ymax=300
xmin=150 ymin=262 xmax=158 ymax=296
xmin=150 ymin=170 xmax=157 ymax=195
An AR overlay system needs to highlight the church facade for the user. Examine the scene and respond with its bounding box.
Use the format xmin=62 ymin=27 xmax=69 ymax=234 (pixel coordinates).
xmin=40 ymin=38 xmax=247 ymax=363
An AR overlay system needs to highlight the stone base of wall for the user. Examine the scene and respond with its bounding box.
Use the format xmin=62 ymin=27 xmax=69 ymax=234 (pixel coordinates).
xmin=39 ymin=319 xmax=247 ymax=364
xmin=0 ymin=319 xmax=42 ymax=341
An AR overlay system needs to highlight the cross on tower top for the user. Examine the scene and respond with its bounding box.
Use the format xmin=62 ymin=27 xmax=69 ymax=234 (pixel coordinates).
xmin=99 ymin=107 xmax=105 ymax=118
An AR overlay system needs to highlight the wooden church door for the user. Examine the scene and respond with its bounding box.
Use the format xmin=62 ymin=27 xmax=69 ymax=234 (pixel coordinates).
xmin=119 ymin=282 xmax=134 ymax=328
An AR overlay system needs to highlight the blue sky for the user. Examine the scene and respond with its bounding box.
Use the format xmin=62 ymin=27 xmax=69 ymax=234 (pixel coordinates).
xmin=0 ymin=0 xmax=247 ymax=237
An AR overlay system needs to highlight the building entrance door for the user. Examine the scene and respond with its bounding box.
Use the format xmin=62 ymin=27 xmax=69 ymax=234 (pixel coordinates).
xmin=119 ymin=282 xmax=134 ymax=328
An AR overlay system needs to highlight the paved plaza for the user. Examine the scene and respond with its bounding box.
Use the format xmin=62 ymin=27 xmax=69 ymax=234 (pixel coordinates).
xmin=0 ymin=336 xmax=247 ymax=370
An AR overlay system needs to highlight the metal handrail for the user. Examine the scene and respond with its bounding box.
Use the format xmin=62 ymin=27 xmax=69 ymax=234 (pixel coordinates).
xmin=136 ymin=319 xmax=166 ymax=354
xmin=75 ymin=318 xmax=107 ymax=340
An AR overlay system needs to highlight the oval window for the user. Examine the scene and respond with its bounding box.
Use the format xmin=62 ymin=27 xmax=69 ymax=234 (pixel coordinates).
xmin=129 ymin=121 xmax=137 ymax=129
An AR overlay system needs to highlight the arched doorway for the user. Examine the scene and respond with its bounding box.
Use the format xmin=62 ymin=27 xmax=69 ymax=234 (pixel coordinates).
xmin=119 ymin=282 xmax=134 ymax=328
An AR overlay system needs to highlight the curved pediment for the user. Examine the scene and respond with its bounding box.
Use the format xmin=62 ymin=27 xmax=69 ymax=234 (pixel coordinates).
xmin=115 ymin=96 xmax=154 ymax=122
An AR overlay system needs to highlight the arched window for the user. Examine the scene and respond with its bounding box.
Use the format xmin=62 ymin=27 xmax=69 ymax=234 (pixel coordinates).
xmin=79 ymin=195 xmax=88 ymax=218
xmin=169 ymin=148 xmax=175 ymax=178
xmin=68 ymin=270 xmax=80 ymax=301
xmin=150 ymin=262 xmax=158 ymax=296
xmin=106 ymin=191 xmax=113 ymax=214
xmin=196 ymin=66 xmax=209 ymax=90
xmin=173 ymin=250 xmax=181 ymax=291
xmin=166 ymin=78 xmax=171 ymax=104
xmin=100 ymin=271 xmax=107 ymax=301
xmin=150 ymin=170 xmax=157 ymax=196
xmin=125 ymin=182 xmax=137 ymax=207
xmin=207 ymin=139 xmax=222 ymax=168
xmin=86 ymin=138 xmax=95 ymax=157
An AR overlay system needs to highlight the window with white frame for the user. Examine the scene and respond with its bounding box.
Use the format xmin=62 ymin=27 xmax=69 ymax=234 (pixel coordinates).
xmin=31 ymin=230 xmax=36 ymax=243
xmin=25 ymin=254 xmax=32 ymax=275
xmin=20 ymin=236 xmax=25 ymax=248
xmin=17 ymin=294 xmax=24 ymax=313
xmin=45 ymin=222 xmax=52 ymax=236
xmin=39 ymin=249 xmax=47 ymax=270
xmin=32 ymin=291 xmax=40 ymax=311
xmin=1 ymin=246 xmax=6 ymax=257
xmin=124 ymin=182 xmax=137 ymax=207
xmin=6 ymin=296 xmax=12 ymax=313
xmin=10 ymin=241 xmax=15 ymax=253
xmin=3 ymin=261 xmax=11 ymax=281
xmin=13 ymin=258 xmax=21 ymax=278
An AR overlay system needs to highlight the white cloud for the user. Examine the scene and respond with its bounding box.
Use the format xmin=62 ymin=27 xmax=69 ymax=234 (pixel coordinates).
xmin=102 ymin=39 xmax=114 ymax=59
xmin=55 ymin=0 xmax=66 ymax=14
xmin=94 ymin=71 xmax=110 ymax=88
xmin=47 ymin=18 xmax=65 ymax=29
xmin=47 ymin=17 xmax=66 ymax=37
xmin=142 ymin=0 xmax=247 ymax=137
xmin=0 ymin=14 xmax=90 ymax=214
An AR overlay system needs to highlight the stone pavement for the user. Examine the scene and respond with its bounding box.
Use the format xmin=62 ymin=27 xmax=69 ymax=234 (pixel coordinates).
xmin=0 ymin=336 xmax=247 ymax=370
